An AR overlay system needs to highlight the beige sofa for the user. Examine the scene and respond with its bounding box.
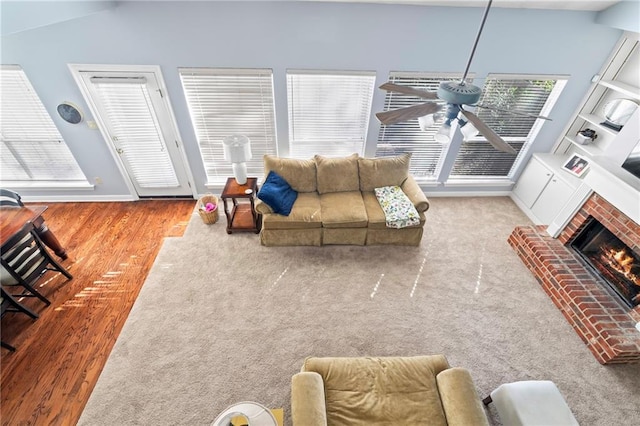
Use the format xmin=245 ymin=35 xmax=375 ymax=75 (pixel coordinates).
xmin=255 ymin=153 xmax=429 ymax=246
xmin=291 ymin=356 xmax=490 ymax=426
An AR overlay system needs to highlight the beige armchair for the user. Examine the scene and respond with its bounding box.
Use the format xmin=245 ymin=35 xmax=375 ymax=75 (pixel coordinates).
xmin=291 ymin=356 xmax=489 ymax=426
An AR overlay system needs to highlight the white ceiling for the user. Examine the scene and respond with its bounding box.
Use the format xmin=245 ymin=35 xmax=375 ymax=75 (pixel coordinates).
xmin=210 ymin=0 xmax=622 ymax=12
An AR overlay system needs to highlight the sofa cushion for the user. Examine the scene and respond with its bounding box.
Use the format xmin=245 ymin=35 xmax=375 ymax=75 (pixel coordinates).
xmin=315 ymin=154 xmax=360 ymax=194
xmin=261 ymin=192 xmax=322 ymax=230
xmin=264 ymin=155 xmax=317 ymax=193
xmin=319 ymin=191 xmax=367 ymax=228
xmin=358 ymin=153 xmax=411 ymax=192
xmin=301 ymin=356 xmax=450 ymax=426
xmin=257 ymin=171 xmax=298 ymax=216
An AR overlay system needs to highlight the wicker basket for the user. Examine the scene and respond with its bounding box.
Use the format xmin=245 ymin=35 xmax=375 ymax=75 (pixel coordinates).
xmin=197 ymin=194 xmax=219 ymax=224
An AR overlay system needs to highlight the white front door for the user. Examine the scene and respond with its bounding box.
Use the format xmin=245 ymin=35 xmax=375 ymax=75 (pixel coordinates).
xmin=74 ymin=66 xmax=193 ymax=197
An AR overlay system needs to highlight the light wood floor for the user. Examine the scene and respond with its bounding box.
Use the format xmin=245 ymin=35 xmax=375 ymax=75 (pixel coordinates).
xmin=1 ymin=200 xmax=196 ymax=425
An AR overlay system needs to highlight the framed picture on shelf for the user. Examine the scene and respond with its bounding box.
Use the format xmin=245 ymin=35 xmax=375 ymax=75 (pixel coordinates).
xmin=562 ymin=154 xmax=590 ymax=177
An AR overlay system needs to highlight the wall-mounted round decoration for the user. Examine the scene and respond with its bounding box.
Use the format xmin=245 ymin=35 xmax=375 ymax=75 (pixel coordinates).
xmin=57 ymin=102 xmax=84 ymax=124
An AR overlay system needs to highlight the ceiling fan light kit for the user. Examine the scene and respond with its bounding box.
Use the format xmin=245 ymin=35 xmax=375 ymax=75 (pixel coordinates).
xmin=460 ymin=119 xmax=480 ymax=141
xmin=434 ymin=121 xmax=453 ymax=144
xmin=375 ymin=0 xmax=546 ymax=155
xmin=418 ymin=114 xmax=435 ymax=131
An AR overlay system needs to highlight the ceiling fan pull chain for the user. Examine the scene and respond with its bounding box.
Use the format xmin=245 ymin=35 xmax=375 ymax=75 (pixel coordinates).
xmin=461 ymin=0 xmax=493 ymax=84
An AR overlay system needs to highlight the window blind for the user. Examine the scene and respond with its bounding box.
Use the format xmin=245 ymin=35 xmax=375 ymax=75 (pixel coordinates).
xmin=0 ymin=66 xmax=87 ymax=182
xmin=179 ymin=68 xmax=277 ymax=185
xmin=90 ymin=79 xmax=180 ymax=188
xmin=287 ymin=70 xmax=375 ymax=158
xmin=450 ymin=76 xmax=567 ymax=179
xmin=376 ymin=73 xmax=463 ymax=179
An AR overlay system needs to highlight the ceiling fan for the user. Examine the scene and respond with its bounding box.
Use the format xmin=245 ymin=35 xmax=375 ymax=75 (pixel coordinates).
xmin=375 ymin=0 xmax=551 ymax=154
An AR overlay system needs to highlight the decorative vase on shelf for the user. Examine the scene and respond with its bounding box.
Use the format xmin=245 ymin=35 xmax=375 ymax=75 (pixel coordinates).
xmin=575 ymin=128 xmax=597 ymax=145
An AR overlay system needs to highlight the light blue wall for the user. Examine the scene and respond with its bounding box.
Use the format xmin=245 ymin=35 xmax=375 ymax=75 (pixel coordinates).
xmin=0 ymin=1 xmax=625 ymax=199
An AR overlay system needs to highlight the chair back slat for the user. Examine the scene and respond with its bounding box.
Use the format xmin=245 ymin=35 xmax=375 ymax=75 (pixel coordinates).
xmin=0 ymin=221 xmax=72 ymax=309
xmin=0 ymin=189 xmax=24 ymax=207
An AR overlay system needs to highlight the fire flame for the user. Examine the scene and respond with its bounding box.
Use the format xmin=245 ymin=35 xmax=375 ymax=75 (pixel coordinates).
xmin=603 ymin=246 xmax=640 ymax=287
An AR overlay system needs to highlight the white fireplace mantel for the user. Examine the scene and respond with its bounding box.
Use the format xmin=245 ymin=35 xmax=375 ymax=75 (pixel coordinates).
xmin=585 ymin=157 xmax=640 ymax=224
xmin=546 ymin=156 xmax=640 ymax=238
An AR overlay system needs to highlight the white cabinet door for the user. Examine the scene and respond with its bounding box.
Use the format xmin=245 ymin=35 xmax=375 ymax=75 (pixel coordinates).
xmin=531 ymin=177 xmax=574 ymax=224
xmin=513 ymin=157 xmax=553 ymax=208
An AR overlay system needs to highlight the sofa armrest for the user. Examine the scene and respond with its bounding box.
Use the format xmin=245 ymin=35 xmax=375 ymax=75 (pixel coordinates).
xmin=255 ymin=199 xmax=274 ymax=215
xmin=291 ymin=372 xmax=328 ymax=426
xmin=436 ymin=367 xmax=489 ymax=426
xmin=401 ymin=176 xmax=429 ymax=213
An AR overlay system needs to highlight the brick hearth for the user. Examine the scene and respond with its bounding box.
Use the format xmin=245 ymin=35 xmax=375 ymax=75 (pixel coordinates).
xmin=509 ymin=193 xmax=640 ymax=364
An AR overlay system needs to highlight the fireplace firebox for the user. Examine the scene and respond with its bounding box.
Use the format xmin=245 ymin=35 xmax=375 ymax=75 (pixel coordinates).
xmin=570 ymin=217 xmax=640 ymax=308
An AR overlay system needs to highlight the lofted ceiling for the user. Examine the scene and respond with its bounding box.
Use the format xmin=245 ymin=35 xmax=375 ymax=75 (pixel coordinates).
xmin=196 ymin=0 xmax=623 ymax=12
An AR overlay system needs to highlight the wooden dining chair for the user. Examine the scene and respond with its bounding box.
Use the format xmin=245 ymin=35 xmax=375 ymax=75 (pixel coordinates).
xmin=1 ymin=223 xmax=73 ymax=306
xmin=1 ymin=287 xmax=39 ymax=352
xmin=0 ymin=188 xmax=23 ymax=206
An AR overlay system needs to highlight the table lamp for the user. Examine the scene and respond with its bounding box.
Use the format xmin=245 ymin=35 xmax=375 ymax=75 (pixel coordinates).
xmin=223 ymin=135 xmax=252 ymax=185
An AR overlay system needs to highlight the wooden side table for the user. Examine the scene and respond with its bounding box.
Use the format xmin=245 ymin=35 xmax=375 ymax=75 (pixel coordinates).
xmin=221 ymin=177 xmax=261 ymax=234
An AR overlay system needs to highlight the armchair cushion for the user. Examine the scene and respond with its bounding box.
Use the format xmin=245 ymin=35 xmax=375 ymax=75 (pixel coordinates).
xmin=299 ymin=356 xmax=451 ymax=425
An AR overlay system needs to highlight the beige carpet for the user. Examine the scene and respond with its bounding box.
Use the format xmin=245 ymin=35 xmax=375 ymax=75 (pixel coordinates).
xmin=78 ymin=197 xmax=640 ymax=425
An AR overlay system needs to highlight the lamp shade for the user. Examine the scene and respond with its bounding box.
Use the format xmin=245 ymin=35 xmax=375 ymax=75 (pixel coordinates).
xmin=223 ymin=135 xmax=252 ymax=163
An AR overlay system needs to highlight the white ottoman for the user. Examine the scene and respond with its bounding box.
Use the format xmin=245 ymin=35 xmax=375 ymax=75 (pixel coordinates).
xmin=483 ymin=380 xmax=579 ymax=426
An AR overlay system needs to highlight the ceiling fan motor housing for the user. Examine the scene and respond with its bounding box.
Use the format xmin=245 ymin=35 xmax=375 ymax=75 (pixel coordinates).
xmin=437 ymin=81 xmax=482 ymax=106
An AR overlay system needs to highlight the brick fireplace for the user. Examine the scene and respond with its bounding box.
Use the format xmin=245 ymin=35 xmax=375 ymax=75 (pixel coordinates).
xmin=509 ymin=193 xmax=640 ymax=364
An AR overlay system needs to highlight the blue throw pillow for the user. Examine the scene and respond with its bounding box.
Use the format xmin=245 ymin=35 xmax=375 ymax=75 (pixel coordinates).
xmin=258 ymin=171 xmax=298 ymax=216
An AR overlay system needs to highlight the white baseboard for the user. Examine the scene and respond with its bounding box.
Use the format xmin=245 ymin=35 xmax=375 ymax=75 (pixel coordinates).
xmin=424 ymin=191 xmax=513 ymax=197
xmin=20 ymin=195 xmax=137 ymax=203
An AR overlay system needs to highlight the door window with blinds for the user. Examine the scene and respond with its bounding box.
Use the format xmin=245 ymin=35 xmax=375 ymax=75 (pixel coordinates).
xmin=0 ymin=65 xmax=88 ymax=185
xmin=287 ymin=70 xmax=375 ymax=159
xmin=179 ymin=68 xmax=277 ymax=186
xmin=376 ymin=73 xmax=464 ymax=179
xmin=450 ymin=75 xmax=567 ymax=179
xmin=73 ymin=67 xmax=192 ymax=197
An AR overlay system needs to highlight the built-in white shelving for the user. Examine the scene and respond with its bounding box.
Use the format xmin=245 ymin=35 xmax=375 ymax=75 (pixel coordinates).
xmin=598 ymin=79 xmax=640 ymax=100
xmin=512 ymin=32 xmax=640 ymax=229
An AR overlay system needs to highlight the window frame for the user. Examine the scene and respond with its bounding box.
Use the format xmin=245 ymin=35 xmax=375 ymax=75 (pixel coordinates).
xmin=447 ymin=73 xmax=568 ymax=183
xmin=0 ymin=65 xmax=91 ymax=189
xmin=179 ymin=67 xmax=278 ymax=187
xmin=287 ymin=69 xmax=376 ymax=159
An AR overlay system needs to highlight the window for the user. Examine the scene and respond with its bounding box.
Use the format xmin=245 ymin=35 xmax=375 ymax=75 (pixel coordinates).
xmin=287 ymin=70 xmax=375 ymax=158
xmin=0 ymin=65 xmax=88 ymax=184
xmin=450 ymin=75 xmax=567 ymax=179
xmin=376 ymin=72 xmax=463 ymax=179
xmin=375 ymin=72 xmax=566 ymax=184
xmin=179 ymin=68 xmax=277 ymax=185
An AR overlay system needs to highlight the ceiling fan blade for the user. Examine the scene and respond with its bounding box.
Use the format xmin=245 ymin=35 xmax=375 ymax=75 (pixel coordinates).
xmin=476 ymin=104 xmax=552 ymax=121
xmin=376 ymin=103 xmax=442 ymax=126
xmin=460 ymin=109 xmax=517 ymax=154
xmin=379 ymin=82 xmax=439 ymax=100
